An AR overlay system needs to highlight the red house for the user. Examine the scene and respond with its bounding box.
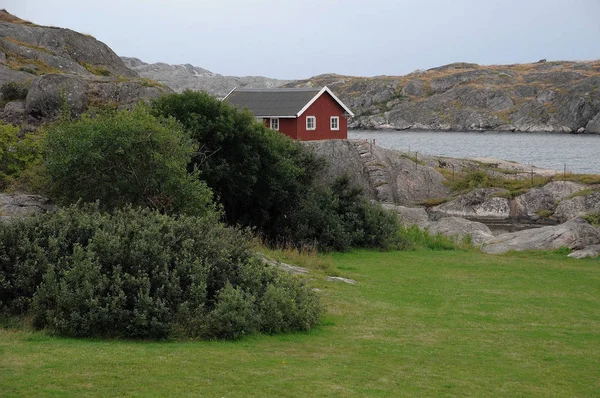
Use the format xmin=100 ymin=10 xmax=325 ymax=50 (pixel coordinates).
xmin=223 ymin=86 xmax=354 ymax=140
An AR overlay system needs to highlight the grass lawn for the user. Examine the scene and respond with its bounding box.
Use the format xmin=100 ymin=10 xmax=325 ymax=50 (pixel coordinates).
xmin=1 ymin=249 xmax=599 ymax=397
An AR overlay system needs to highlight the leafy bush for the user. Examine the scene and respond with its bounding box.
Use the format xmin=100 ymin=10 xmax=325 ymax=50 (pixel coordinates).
xmin=0 ymin=81 xmax=28 ymax=101
xmin=44 ymin=106 xmax=214 ymax=216
xmin=0 ymin=122 xmax=43 ymax=190
xmin=0 ymin=205 xmax=323 ymax=339
xmin=290 ymin=176 xmax=401 ymax=251
xmin=152 ymin=91 xmax=322 ymax=240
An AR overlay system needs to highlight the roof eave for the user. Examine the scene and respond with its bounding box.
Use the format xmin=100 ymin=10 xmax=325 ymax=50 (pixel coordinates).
xmin=296 ymin=86 xmax=355 ymax=117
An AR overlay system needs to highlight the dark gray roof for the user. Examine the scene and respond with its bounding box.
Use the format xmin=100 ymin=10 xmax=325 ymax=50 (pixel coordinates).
xmin=224 ymin=88 xmax=322 ymax=117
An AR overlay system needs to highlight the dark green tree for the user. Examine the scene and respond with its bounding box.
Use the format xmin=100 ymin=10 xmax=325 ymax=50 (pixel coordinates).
xmin=152 ymin=90 xmax=322 ymax=240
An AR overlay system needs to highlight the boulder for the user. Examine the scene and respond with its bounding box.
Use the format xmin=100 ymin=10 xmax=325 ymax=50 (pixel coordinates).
xmin=512 ymin=181 xmax=587 ymax=221
xmin=381 ymin=204 xmax=429 ymax=226
xmin=554 ymin=190 xmax=600 ymax=222
xmin=432 ymin=188 xmax=511 ymax=221
xmin=425 ymin=216 xmax=494 ymax=245
xmin=25 ymin=74 xmax=89 ymax=119
xmin=401 ymin=80 xmax=425 ymax=96
xmin=586 ymin=112 xmax=600 ymax=134
xmin=1 ymin=100 xmax=26 ymax=125
xmin=482 ymin=218 xmax=600 ymax=254
xmin=568 ymin=244 xmax=600 ymax=259
xmin=0 ymin=193 xmax=54 ymax=220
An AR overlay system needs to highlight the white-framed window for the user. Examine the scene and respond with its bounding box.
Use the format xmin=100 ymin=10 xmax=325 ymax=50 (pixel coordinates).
xmin=306 ymin=116 xmax=316 ymax=130
xmin=330 ymin=116 xmax=339 ymax=131
xmin=270 ymin=118 xmax=279 ymax=131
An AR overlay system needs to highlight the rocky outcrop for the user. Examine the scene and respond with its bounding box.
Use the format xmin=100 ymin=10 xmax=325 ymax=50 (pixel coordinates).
xmin=568 ymin=244 xmax=600 ymax=259
xmin=121 ymin=57 xmax=290 ymax=98
xmin=25 ymin=74 xmax=88 ymax=119
xmin=0 ymin=10 xmax=171 ymax=126
xmin=305 ymin=139 xmax=450 ymax=206
xmin=482 ymin=218 xmax=600 ymax=254
xmin=381 ymin=204 xmax=492 ymax=244
xmin=0 ymin=10 xmax=135 ymax=82
xmin=0 ymin=193 xmax=54 ymax=220
xmin=554 ymin=190 xmax=600 ymax=222
xmin=286 ymin=61 xmax=600 ymax=133
xmin=426 ymin=216 xmax=494 ymax=245
xmin=432 ymin=188 xmax=511 ymax=221
xmin=586 ymin=113 xmax=600 ymax=134
xmin=511 ymin=181 xmax=587 ymax=222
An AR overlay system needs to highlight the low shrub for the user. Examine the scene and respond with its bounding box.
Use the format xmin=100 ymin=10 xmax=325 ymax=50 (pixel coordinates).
xmin=0 ymin=205 xmax=323 ymax=339
xmin=0 ymin=81 xmax=28 ymax=101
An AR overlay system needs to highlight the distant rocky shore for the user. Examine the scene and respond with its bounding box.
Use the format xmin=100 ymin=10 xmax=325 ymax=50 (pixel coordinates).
xmin=287 ymin=61 xmax=600 ymax=134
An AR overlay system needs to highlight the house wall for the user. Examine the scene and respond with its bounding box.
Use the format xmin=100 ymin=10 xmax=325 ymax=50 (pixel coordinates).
xmin=296 ymin=92 xmax=348 ymax=141
xmin=264 ymin=118 xmax=299 ymax=139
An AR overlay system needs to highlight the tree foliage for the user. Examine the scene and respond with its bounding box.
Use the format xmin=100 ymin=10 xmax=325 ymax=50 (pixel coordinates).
xmin=152 ymin=91 xmax=323 ymax=239
xmin=44 ymin=106 xmax=214 ymax=215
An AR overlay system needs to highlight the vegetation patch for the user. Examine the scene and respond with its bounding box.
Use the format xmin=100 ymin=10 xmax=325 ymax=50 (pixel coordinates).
xmin=557 ymin=173 xmax=600 ymax=185
xmin=536 ymin=209 xmax=554 ymax=218
xmin=582 ymin=212 xmax=600 ymax=226
xmin=0 ymin=121 xmax=43 ymax=190
xmin=444 ymin=169 xmax=553 ymax=197
xmin=0 ymin=81 xmax=29 ymax=101
xmin=79 ymin=61 xmax=111 ymax=76
xmin=0 ymin=205 xmax=323 ymax=339
xmin=138 ymin=77 xmax=167 ymax=88
xmin=3 ymin=37 xmax=53 ymax=54
xmin=562 ymin=186 xmax=600 ymax=201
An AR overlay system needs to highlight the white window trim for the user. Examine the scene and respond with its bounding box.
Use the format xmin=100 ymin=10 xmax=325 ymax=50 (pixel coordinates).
xmin=306 ymin=116 xmax=316 ymax=131
xmin=270 ymin=118 xmax=279 ymax=131
xmin=330 ymin=116 xmax=339 ymax=131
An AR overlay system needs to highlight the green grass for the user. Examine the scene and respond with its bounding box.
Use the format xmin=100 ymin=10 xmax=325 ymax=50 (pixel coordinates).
xmin=1 ymin=250 xmax=599 ymax=396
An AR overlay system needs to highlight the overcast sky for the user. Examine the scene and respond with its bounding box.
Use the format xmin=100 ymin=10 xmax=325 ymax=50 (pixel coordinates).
xmin=4 ymin=0 xmax=600 ymax=79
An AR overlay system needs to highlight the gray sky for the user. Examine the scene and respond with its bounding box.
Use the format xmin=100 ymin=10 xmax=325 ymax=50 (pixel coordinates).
xmin=4 ymin=0 xmax=600 ymax=79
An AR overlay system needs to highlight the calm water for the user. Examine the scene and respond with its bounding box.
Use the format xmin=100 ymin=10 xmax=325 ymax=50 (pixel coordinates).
xmin=349 ymin=130 xmax=600 ymax=174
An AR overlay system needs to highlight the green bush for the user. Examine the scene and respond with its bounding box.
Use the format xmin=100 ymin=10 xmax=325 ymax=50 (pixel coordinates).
xmin=0 ymin=205 xmax=323 ymax=339
xmin=152 ymin=91 xmax=323 ymax=241
xmin=0 ymin=122 xmax=43 ymax=190
xmin=0 ymin=81 xmax=28 ymax=101
xmin=44 ymin=106 xmax=214 ymax=215
xmin=290 ymin=176 xmax=401 ymax=251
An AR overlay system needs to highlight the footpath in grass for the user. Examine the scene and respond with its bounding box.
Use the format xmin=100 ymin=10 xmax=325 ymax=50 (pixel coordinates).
xmin=1 ymin=250 xmax=599 ymax=397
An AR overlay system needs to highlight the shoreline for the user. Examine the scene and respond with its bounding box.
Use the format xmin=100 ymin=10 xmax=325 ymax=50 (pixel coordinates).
xmin=350 ymin=127 xmax=600 ymax=135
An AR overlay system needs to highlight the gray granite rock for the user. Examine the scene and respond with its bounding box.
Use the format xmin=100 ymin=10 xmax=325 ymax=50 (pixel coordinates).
xmin=568 ymin=244 xmax=600 ymax=259
xmin=512 ymin=181 xmax=587 ymax=221
xmin=425 ymin=216 xmax=494 ymax=245
xmin=554 ymin=191 xmax=600 ymax=222
xmin=0 ymin=193 xmax=54 ymax=219
xmin=432 ymin=188 xmax=510 ymax=221
xmin=482 ymin=218 xmax=600 ymax=254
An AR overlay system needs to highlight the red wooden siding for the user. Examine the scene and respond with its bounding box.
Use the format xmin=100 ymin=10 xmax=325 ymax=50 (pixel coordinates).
xmin=296 ymin=92 xmax=347 ymax=141
xmin=262 ymin=92 xmax=348 ymax=141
